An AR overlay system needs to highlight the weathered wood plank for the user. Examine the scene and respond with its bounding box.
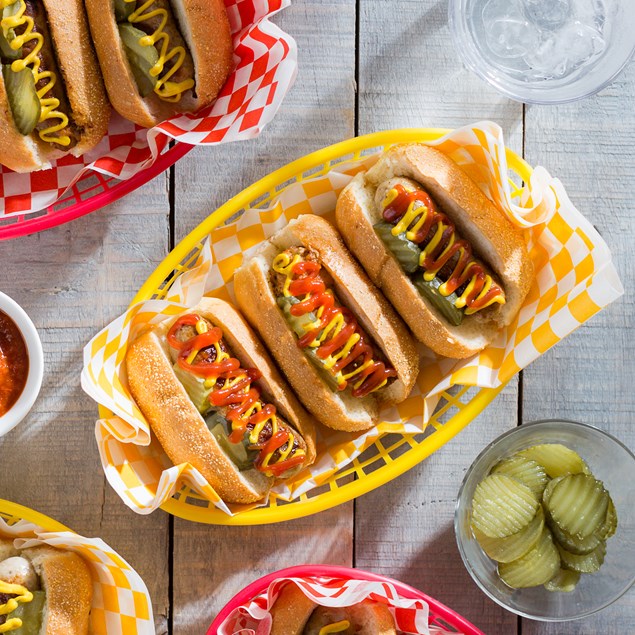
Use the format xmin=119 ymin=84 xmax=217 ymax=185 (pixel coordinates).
xmin=174 ymin=0 xmax=358 ymax=240
xmin=521 ymin=63 xmax=635 ymax=635
xmin=171 ymin=3 xmax=357 ymax=633
xmin=0 ymin=177 xmax=171 ymax=634
xmin=173 ymin=507 xmax=352 ymax=632
xmin=354 ymin=0 xmax=523 ymax=632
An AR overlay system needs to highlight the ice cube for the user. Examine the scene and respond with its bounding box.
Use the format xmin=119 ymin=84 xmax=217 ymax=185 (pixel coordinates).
xmin=573 ymin=0 xmax=608 ymax=33
xmin=523 ymin=21 xmax=606 ymax=79
xmin=485 ymin=18 xmax=541 ymax=59
xmin=483 ymin=0 xmax=524 ymax=26
xmin=522 ymin=0 xmax=571 ymax=29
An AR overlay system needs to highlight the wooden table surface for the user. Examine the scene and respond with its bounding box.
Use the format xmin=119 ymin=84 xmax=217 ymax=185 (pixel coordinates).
xmin=2 ymin=1 xmax=633 ymax=634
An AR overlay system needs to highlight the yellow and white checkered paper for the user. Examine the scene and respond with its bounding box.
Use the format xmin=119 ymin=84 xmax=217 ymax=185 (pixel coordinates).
xmin=81 ymin=121 xmax=623 ymax=516
xmin=0 ymin=516 xmax=154 ymax=634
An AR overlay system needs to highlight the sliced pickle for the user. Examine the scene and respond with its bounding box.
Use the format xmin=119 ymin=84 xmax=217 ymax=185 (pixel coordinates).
xmin=11 ymin=590 xmax=45 ymax=635
xmin=1 ymin=2 xmax=22 ymax=61
xmin=492 ymin=455 xmax=549 ymax=499
xmin=558 ymin=541 xmax=606 ymax=574
xmin=304 ymin=347 xmax=340 ymax=392
xmin=596 ymin=498 xmax=617 ymax=540
xmin=542 ymin=475 xmax=565 ymax=507
xmin=118 ymin=23 xmax=158 ymax=97
xmin=373 ymin=221 xmax=421 ymax=273
xmin=115 ymin=0 xmax=136 ymax=22
xmin=2 ymin=65 xmax=41 ymax=135
xmin=412 ymin=276 xmax=463 ymax=327
xmin=277 ymin=297 xmax=341 ymax=391
xmin=0 ymin=28 xmax=20 ymax=62
xmin=471 ymin=474 xmax=539 ymax=539
xmin=208 ymin=417 xmax=257 ymax=472
xmin=519 ymin=444 xmax=587 ymax=478
xmin=172 ymin=362 xmax=213 ymax=414
xmin=544 ymin=569 xmax=580 ymax=593
xmin=498 ymin=528 xmax=560 ymax=588
xmin=549 ymin=517 xmax=601 ymax=555
xmin=472 ymin=506 xmax=544 ymax=563
xmin=277 ymin=296 xmax=318 ymax=337
xmin=547 ymin=473 xmax=609 ymax=538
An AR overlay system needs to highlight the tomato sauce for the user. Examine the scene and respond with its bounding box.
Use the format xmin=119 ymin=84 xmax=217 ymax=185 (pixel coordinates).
xmin=167 ymin=315 xmax=304 ymax=476
xmin=0 ymin=310 xmax=29 ymax=417
xmin=383 ymin=183 xmax=505 ymax=312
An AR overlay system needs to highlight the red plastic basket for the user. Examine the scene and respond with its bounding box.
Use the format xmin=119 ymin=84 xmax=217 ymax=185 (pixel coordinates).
xmin=0 ymin=142 xmax=193 ymax=241
xmin=207 ymin=565 xmax=484 ymax=634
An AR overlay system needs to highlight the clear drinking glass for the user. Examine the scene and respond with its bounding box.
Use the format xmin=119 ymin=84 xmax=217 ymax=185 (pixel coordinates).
xmin=449 ymin=0 xmax=635 ymax=103
xmin=455 ymin=420 xmax=635 ymax=621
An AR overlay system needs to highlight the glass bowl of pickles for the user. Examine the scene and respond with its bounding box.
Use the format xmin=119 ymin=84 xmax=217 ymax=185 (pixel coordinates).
xmin=455 ymin=419 xmax=635 ymax=621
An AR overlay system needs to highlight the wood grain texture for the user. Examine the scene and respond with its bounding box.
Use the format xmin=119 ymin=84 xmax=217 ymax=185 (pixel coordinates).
xmin=355 ymin=1 xmax=523 ymax=632
xmin=354 ymin=386 xmax=520 ymax=633
xmin=172 ymin=3 xmax=357 ymax=633
xmin=1 ymin=1 xmax=634 ymax=634
xmin=521 ymin=62 xmax=635 ymax=635
xmin=174 ymin=0 xmax=357 ymax=240
xmin=172 ymin=506 xmax=352 ymax=633
xmin=0 ymin=177 xmax=171 ymax=634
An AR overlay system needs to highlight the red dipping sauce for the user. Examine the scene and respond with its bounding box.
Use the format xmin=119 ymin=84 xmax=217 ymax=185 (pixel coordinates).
xmin=0 ymin=310 xmax=29 ymax=417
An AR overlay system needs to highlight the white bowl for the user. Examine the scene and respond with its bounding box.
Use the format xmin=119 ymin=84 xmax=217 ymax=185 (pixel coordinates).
xmin=0 ymin=292 xmax=43 ymax=436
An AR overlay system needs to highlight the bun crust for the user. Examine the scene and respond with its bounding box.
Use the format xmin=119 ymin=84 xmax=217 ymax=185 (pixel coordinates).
xmin=234 ymin=215 xmax=419 ymax=432
xmin=336 ymin=144 xmax=534 ymax=358
xmin=0 ymin=541 xmax=92 ymax=635
xmin=0 ymin=0 xmax=110 ymax=172
xmin=86 ymin=0 xmax=232 ymax=128
xmin=270 ymin=582 xmax=317 ymax=635
xmin=126 ymin=298 xmax=316 ymax=504
xmin=304 ymin=602 xmax=397 ymax=635
xmin=270 ymin=585 xmax=397 ymax=635
xmin=20 ymin=546 xmax=93 ymax=635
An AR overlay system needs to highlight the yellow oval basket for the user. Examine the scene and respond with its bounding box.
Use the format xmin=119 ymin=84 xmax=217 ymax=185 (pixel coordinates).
xmin=99 ymin=129 xmax=531 ymax=525
xmin=0 ymin=499 xmax=69 ymax=532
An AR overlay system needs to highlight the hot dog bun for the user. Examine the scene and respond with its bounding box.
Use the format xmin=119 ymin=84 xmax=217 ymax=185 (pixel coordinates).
xmin=126 ymin=297 xmax=317 ymax=504
xmin=270 ymin=582 xmax=397 ymax=635
xmin=270 ymin=582 xmax=317 ymax=635
xmin=336 ymin=144 xmax=534 ymax=358
xmin=0 ymin=0 xmax=110 ymax=172
xmin=0 ymin=539 xmax=93 ymax=635
xmin=86 ymin=0 xmax=233 ymax=128
xmin=234 ymin=215 xmax=419 ymax=432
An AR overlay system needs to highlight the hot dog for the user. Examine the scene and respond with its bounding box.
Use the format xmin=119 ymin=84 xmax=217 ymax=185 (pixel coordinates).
xmin=85 ymin=0 xmax=233 ymax=128
xmin=0 ymin=0 xmax=109 ymax=172
xmin=0 ymin=538 xmax=92 ymax=635
xmin=234 ymin=215 xmax=419 ymax=432
xmin=335 ymin=144 xmax=534 ymax=358
xmin=270 ymin=583 xmax=397 ymax=635
xmin=125 ymin=297 xmax=317 ymax=504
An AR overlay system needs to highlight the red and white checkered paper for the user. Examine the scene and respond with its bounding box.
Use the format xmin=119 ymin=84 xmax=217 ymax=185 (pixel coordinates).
xmin=0 ymin=0 xmax=297 ymax=217
xmin=217 ymin=576 xmax=461 ymax=635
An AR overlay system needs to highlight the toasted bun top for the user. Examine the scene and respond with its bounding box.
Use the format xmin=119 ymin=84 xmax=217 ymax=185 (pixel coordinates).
xmin=85 ymin=0 xmax=232 ymax=128
xmin=44 ymin=0 xmax=110 ymax=156
xmin=364 ymin=144 xmax=534 ymax=327
xmin=304 ymin=601 xmax=397 ymax=635
xmin=335 ymin=143 xmax=534 ymax=357
xmin=0 ymin=0 xmax=109 ymax=171
xmin=126 ymin=297 xmax=316 ymax=502
xmin=22 ymin=546 xmax=92 ymax=635
xmin=271 ymin=215 xmax=419 ymax=404
xmin=0 ymin=543 xmax=93 ymax=635
xmin=172 ymin=0 xmax=233 ymax=106
xmin=193 ymin=297 xmax=317 ymax=464
xmin=270 ymin=582 xmax=318 ymax=635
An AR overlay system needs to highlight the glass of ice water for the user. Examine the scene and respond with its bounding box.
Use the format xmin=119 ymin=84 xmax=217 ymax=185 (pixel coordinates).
xmin=449 ymin=0 xmax=635 ymax=103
